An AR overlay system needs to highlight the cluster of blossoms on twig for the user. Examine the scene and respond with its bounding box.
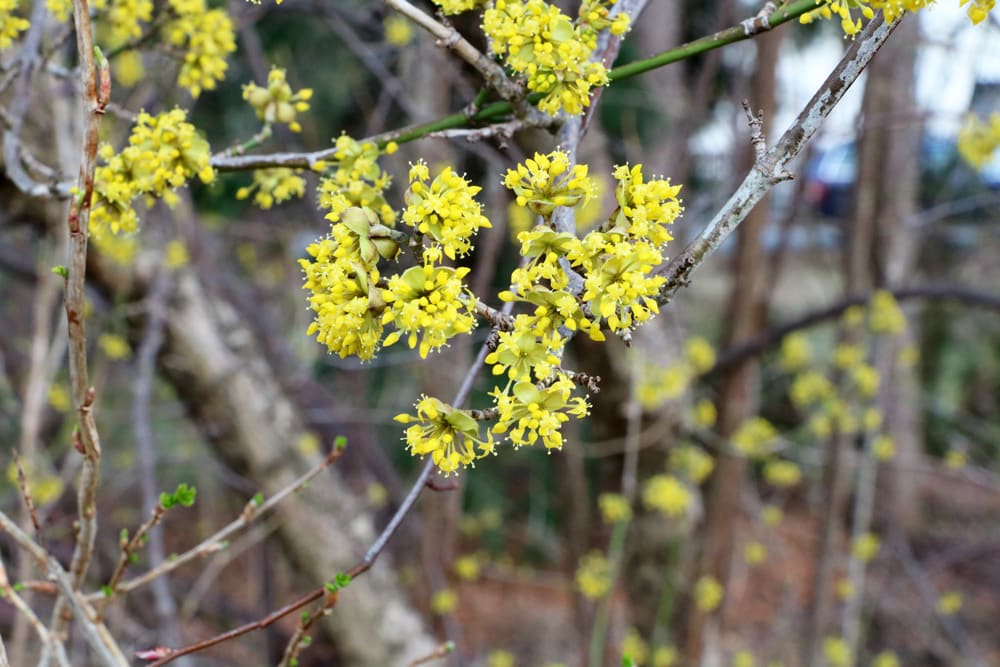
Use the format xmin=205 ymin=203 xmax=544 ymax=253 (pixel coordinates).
xmin=89 ymin=109 xmax=214 ymax=257
xmin=300 ymin=142 xmax=685 ymax=474
xmin=802 ymin=0 xmax=996 ymax=36
xmin=435 ymin=0 xmax=630 ymax=116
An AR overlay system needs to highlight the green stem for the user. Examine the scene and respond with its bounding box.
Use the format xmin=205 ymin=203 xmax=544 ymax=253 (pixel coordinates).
xmin=588 ymin=518 xmax=630 ymax=667
xmin=380 ymin=0 xmax=817 ymax=147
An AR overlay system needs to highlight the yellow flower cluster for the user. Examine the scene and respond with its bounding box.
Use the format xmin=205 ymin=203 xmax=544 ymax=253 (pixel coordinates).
xmin=670 ymin=444 xmax=714 ymax=483
xmin=97 ymin=0 xmax=153 ymax=44
xmin=503 ymin=150 xmax=597 ymax=218
xmin=823 ymin=637 xmax=851 ymax=667
xmin=165 ymin=0 xmax=236 ymax=97
xmin=491 ymin=374 xmax=590 ymax=450
xmin=318 ymin=135 xmax=395 ymax=225
xmin=236 ymin=168 xmax=305 ymax=209
xmin=575 ymin=550 xmax=612 ymax=599
xmin=382 ymin=264 xmax=478 ymax=358
xmin=483 ymin=0 xmax=628 ymax=115
xmin=763 ymin=460 xmax=802 ymax=487
xmin=801 ymin=0 xmax=993 ymax=37
xmin=430 ymin=0 xmax=486 ymax=14
xmin=957 ymin=112 xmax=1000 ymax=169
xmin=731 ymin=417 xmax=779 ymax=457
xmin=642 ymin=474 xmax=692 ymax=519
xmin=242 ymin=67 xmax=312 ymax=133
xmin=403 ymin=162 xmax=492 ymax=261
xmin=598 ymin=492 xmax=632 ymax=523
xmin=90 ymin=108 xmax=214 ymax=243
xmin=0 ymin=0 xmax=29 ymax=50
xmin=694 ymin=575 xmax=724 ymax=612
xmin=395 ymin=396 xmax=493 ymax=474
xmin=301 ymin=236 xmax=386 ymax=360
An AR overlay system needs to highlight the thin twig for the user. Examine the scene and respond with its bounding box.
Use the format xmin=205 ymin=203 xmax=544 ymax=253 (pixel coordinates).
xmin=384 ymin=0 xmax=522 ymax=102
xmin=655 ymin=16 xmax=899 ymax=304
xmin=48 ymin=0 xmax=108 ymax=643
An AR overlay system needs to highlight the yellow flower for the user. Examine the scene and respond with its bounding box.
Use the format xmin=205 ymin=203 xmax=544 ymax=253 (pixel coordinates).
xmin=937 ymin=591 xmax=963 ymax=615
xmin=835 ymin=577 xmax=855 ymax=601
xmin=945 ymin=449 xmax=967 ymax=469
xmin=504 ymin=150 xmax=597 ymax=218
xmin=487 ymin=650 xmax=515 ymax=667
xmin=99 ymin=333 xmax=132 ymax=360
xmin=731 ymin=417 xmax=779 ymax=457
xmin=382 ymin=264 xmax=477 ymax=358
xmin=871 ymin=651 xmax=899 ymax=667
xmin=454 ymin=554 xmax=481 ymax=581
xmin=165 ymin=239 xmax=189 ymax=269
xmin=868 ymin=290 xmax=905 ymax=335
xmin=236 ymin=168 xmax=306 ymax=209
xmin=638 ymin=364 xmax=691 ymax=409
xmin=242 ymin=67 xmax=312 ymax=132
xmin=403 ymin=162 xmax=491 ymax=260
xmin=761 ymin=505 xmax=782 ymax=527
xmin=684 ymin=337 xmax=716 ymax=374
xmin=491 ymin=374 xmax=589 ymax=451
xmin=694 ymin=575 xmax=723 ymax=613
xmin=367 ymin=482 xmax=388 ymax=508
xmin=670 ymin=444 xmax=714 ymax=484
xmin=48 ymin=385 xmax=71 ymax=412
xmin=431 ymin=0 xmax=485 ymax=14
xmin=598 ymin=493 xmax=632 ymax=524
xmin=744 ymin=541 xmax=766 ymax=566
xmin=652 ymin=645 xmax=678 ymax=667
xmin=430 ymin=588 xmax=458 ymax=614
xmin=763 ymin=460 xmax=801 ymax=487
xmin=691 ymin=399 xmax=717 ymax=429
xmin=621 ymin=627 xmax=648 ymax=666
xmin=852 ymin=532 xmax=880 ymax=563
xmin=779 ymin=333 xmax=812 ymax=371
xmin=0 ymin=0 xmax=30 ymax=49
xmin=732 ymin=650 xmax=755 ymax=667
xmin=575 ymin=551 xmax=612 ymax=599
xmin=823 ymin=636 xmax=852 ymax=667
xmin=872 ymin=435 xmax=895 ymax=462
xmin=483 ymin=0 xmax=610 ymax=115
xmin=164 ymin=0 xmax=236 ymax=97
xmin=383 ymin=14 xmax=414 ymax=46
xmin=396 ymin=396 xmax=493 ymax=475
xmin=643 ymin=475 xmax=691 ymax=519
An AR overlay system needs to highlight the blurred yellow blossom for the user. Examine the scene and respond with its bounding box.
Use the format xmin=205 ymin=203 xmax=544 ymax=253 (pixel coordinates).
xmin=763 ymin=460 xmax=801 ymax=487
xmin=99 ymin=333 xmax=132 ymax=360
xmin=779 ymin=333 xmax=812 ymax=371
xmin=48 ymin=385 xmax=71 ymax=412
xmin=937 ymin=591 xmax=963 ymax=615
xmin=871 ymin=651 xmax=899 ymax=667
xmin=945 ymin=449 xmax=967 ymax=469
xmin=454 ymin=553 xmax=481 ymax=581
xmin=732 ymin=650 xmax=755 ymax=667
xmin=165 ymin=239 xmax=189 ymax=269
xmin=621 ymin=627 xmax=648 ymax=666
xmin=691 ymin=399 xmax=717 ymax=428
xmin=383 ymin=14 xmax=414 ymax=46
xmin=430 ymin=588 xmax=458 ymax=614
xmin=576 ymin=551 xmax=612 ymax=599
xmin=642 ymin=474 xmax=691 ymax=519
xmin=761 ymin=505 xmax=782 ymax=527
xmin=694 ymin=575 xmax=723 ymax=612
xmin=823 ymin=636 xmax=851 ymax=667
xmin=684 ymin=337 xmax=716 ymax=374
xmin=744 ymin=541 xmax=767 ymax=566
xmin=487 ymin=650 xmax=515 ymax=667
xmin=652 ymin=645 xmax=678 ymax=667
xmin=872 ymin=435 xmax=895 ymax=462
xmin=731 ymin=417 xmax=778 ymax=457
xmin=599 ymin=493 xmax=632 ymax=524
xmin=670 ymin=444 xmax=714 ymax=484
xmin=852 ymin=532 xmax=880 ymax=562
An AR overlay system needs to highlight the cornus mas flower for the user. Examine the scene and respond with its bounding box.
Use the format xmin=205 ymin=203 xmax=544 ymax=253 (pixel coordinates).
xmin=165 ymin=0 xmax=236 ymax=97
xmin=236 ymin=168 xmax=305 ymax=209
xmin=485 ymin=316 xmax=564 ymax=382
xmin=318 ymin=135 xmax=395 ymax=225
xmin=491 ymin=373 xmax=589 ymax=450
xmin=395 ymin=396 xmax=494 ymax=475
xmin=300 ymin=246 xmax=385 ymax=360
xmin=483 ymin=0 xmax=611 ymax=115
xmin=90 ymin=109 xmax=214 ymax=238
xmin=957 ymin=112 xmax=1000 ymax=169
xmin=430 ymin=0 xmax=486 ymax=14
xmin=503 ymin=150 xmax=597 ymax=217
xmin=242 ymin=67 xmax=313 ymax=133
xmin=610 ymin=164 xmax=683 ymax=247
xmin=642 ymin=474 xmax=691 ymax=518
xmin=576 ymin=237 xmax=666 ymax=334
xmin=382 ymin=264 xmax=477 ymax=358
xmin=402 ymin=162 xmax=491 ymax=261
